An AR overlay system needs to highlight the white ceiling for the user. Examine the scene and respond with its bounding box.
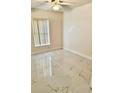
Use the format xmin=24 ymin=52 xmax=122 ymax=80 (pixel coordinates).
xmin=31 ymin=0 xmax=92 ymax=11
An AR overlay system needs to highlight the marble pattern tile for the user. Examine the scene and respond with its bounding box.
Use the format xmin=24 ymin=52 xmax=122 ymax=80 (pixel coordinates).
xmin=32 ymin=49 xmax=92 ymax=93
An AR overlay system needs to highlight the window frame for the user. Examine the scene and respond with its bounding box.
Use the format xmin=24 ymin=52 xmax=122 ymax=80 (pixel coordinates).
xmin=32 ymin=18 xmax=51 ymax=47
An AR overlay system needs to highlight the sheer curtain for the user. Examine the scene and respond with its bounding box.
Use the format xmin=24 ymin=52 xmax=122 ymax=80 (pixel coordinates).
xmin=32 ymin=19 xmax=50 ymax=47
xmin=32 ymin=19 xmax=40 ymax=46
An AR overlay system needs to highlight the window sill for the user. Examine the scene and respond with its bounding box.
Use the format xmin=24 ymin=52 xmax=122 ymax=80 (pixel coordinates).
xmin=35 ymin=43 xmax=50 ymax=47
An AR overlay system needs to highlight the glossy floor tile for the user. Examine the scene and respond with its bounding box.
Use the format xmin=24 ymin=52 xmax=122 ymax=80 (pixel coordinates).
xmin=32 ymin=49 xmax=92 ymax=93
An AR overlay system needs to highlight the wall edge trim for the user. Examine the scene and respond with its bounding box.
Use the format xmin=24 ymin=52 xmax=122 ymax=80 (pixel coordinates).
xmin=64 ymin=48 xmax=92 ymax=60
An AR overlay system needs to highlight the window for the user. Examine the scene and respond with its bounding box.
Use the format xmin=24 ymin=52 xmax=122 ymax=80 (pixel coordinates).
xmin=32 ymin=19 xmax=50 ymax=47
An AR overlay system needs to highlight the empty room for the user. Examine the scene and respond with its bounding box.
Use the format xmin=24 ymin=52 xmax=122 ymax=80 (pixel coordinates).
xmin=31 ymin=0 xmax=92 ymax=93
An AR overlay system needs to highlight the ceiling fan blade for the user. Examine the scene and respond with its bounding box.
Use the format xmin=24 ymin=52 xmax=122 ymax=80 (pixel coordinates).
xmin=59 ymin=0 xmax=75 ymax=3
xmin=61 ymin=5 xmax=73 ymax=11
xmin=59 ymin=2 xmax=73 ymax=6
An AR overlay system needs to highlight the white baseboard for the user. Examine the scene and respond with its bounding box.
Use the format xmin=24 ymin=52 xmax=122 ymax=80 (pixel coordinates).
xmin=64 ymin=48 xmax=92 ymax=60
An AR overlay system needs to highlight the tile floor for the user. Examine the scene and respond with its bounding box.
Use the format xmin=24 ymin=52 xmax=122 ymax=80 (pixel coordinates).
xmin=32 ymin=49 xmax=92 ymax=93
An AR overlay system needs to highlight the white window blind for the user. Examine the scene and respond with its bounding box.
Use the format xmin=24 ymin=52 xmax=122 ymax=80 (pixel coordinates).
xmin=32 ymin=19 xmax=50 ymax=47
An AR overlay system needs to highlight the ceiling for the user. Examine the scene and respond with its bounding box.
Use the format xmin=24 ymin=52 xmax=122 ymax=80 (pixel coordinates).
xmin=31 ymin=0 xmax=92 ymax=11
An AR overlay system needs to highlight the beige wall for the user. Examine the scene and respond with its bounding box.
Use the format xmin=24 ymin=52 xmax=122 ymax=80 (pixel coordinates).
xmin=64 ymin=3 xmax=92 ymax=58
xmin=31 ymin=9 xmax=63 ymax=54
